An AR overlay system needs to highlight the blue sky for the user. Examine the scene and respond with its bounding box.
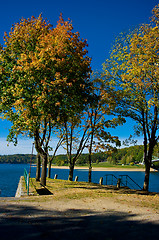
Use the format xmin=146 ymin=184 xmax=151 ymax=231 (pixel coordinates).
xmin=0 ymin=0 xmax=158 ymax=154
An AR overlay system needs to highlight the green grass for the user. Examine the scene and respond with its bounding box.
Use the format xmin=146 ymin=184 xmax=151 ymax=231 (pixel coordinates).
xmin=91 ymin=162 xmax=144 ymax=168
xmin=51 ymin=162 xmax=145 ymax=169
xmin=29 ymin=178 xmax=117 ymax=200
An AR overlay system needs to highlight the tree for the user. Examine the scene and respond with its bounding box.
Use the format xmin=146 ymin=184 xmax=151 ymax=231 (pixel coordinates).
xmin=57 ymin=73 xmax=123 ymax=182
xmin=102 ymin=4 xmax=159 ymax=191
xmin=0 ymin=14 xmax=92 ymax=186
xmin=59 ymin=84 xmax=122 ymax=182
xmin=57 ymin=112 xmax=91 ymax=181
xmin=86 ymin=75 xmax=123 ymax=182
xmin=86 ymin=103 xmax=122 ymax=182
xmin=47 ymin=133 xmax=64 ymax=178
xmin=0 ymin=15 xmax=53 ymax=186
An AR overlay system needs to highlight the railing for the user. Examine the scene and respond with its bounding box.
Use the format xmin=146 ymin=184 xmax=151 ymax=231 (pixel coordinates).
xmin=102 ymin=174 xmax=142 ymax=190
xmin=104 ymin=174 xmax=118 ymax=186
xmin=119 ymin=175 xmax=142 ymax=190
xmin=24 ymin=168 xmax=29 ymax=195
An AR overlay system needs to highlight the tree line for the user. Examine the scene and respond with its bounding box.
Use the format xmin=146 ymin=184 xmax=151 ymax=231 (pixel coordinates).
xmin=1 ymin=144 xmax=159 ymax=166
xmin=0 ymin=154 xmax=36 ymax=164
xmin=52 ymin=144 xmax=159 ymax=166
xmin=0 ymin=5 xmax=159 ymax=191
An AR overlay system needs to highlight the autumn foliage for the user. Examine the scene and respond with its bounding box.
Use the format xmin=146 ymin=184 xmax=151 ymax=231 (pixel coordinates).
xmin=102 ymin=4 xmax=159 ymax=191
xmin=0 ymin=5 xmax=159 ymax=190
xmin=0 ymin=14 xmax=92 ymax=185
xmin=0 ymin=14 xmax=91 ymax=127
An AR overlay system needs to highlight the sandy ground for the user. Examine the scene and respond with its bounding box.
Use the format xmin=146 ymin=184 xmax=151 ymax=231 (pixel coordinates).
xmin=51 ymin=166 xmax=144 ymax=171
xmin=50 ymin=165 xmax=156 ymax=172
xmin=0 ymin=183 xmax=159 ymax=240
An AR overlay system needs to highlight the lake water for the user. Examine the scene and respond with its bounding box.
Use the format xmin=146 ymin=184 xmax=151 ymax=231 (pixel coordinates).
xmin=0 ymin=164 xmax=159 ymax=197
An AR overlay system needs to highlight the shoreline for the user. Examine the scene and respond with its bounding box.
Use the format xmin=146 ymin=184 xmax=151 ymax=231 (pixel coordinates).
xmin=50 ymin=165 xmax=154 ymax=172
xmin=31 ymin=164 xmax=157 ymax=172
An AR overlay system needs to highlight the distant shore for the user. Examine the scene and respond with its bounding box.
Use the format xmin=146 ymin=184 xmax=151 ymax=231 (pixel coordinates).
xmin=31 ymin=164 xmax=157 ymax=172
xmin=50 ymin=165 xmax=155 ymax=172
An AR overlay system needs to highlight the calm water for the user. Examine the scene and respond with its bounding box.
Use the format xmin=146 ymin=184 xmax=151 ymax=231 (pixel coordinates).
xmin=0 ymin=164 xmax=159 ymax=197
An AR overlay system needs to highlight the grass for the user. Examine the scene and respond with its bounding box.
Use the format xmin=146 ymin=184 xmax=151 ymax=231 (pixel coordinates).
xmin=51 ymin=162 xmax=145 ymax=169
xmin=26 ymin=177 xmax=159 ymax=211
xmin=91 ymin=162 xmax=145 ymax=168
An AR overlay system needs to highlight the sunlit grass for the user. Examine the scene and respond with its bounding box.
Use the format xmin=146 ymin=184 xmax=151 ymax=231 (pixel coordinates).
xmin=25 ymin=178 xmax=159 ymax=211
xmin=91 ymin=162 xmax=145 ymax=168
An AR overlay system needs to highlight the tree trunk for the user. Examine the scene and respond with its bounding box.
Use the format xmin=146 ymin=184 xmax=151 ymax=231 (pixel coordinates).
xmin=88 ymin=166 xmax=92 ymax=183
xmin=47 ymin=141 xmax=61 ymax=178
xmin=142 ymin=107 xmax=157 ymax=191
xmin=36 ymin=153 xmax=41 ymax=181
xmin=88 ymin=152 xmax=92 ymax=183
xmin=47 ymin=160 xmax=51 ymax=178
xmin=143 ymin=137 xmax=148 ymax=191
xmin=41 ymin=153 xmax=47 ymax=186
xmin=68 ymin=163 xmax=74 ymax=181
xmin=143 ymin=140 xmax=155 ymax=191
xmin=88 ymin=128 xmax=94 ymax=183
xmin=142 ymin=115 xmax=149 ymax=191
xmin=88 ymin=144 xmax=92 ymax=183
xmin=143 ymin=160 xmax=151 ymax=191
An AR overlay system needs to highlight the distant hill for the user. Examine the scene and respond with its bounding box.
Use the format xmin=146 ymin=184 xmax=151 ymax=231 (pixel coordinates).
xmin=75 ymin=145 xmax=144 ymax=165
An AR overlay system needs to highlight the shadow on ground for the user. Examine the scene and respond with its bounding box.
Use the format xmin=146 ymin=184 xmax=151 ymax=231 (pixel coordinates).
xmin=0 ymin=202 xmax=158 ymax=240
xmin=36 ymin=187 xmax=53 ymax=195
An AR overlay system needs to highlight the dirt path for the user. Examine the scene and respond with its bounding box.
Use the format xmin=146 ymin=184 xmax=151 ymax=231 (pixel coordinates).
xmin=1 ymin=178 xmax=159 ymax=240
xmin=0 ymin=192 xmax=159 ymax=240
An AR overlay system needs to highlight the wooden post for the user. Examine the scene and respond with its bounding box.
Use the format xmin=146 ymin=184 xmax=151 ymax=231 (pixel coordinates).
xmin=117 ymin=178 xmax=121 ymax=189
xmin=99 ymin=177 xmax=103 ymax=185
xmin=54 ymin=174 xmax=58 ymax=179
xmin=75 ymin=176 xmax=78 ymax=182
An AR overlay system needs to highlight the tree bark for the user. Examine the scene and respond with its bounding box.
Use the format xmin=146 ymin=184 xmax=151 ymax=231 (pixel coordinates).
xmin=88 ymin=108 xmax=96 ymax=183
xmin=143 ymin=145 xmax=154 ymax=191
xmin=68 ymin=163 xmax=74 ymax=181
xmin=142 ymin=111 xmax=150 ymax=191
xmin=34 ymin=120 xmax=52 ymax=186
xmin=88 ymin=166 xmax=92 ymax=183
xmin=143 ymin=133 xmax=148 ymax=191
xmin=142 ymin=107 xmax=157 ymax=191
xmin=47 ymin=160 xmax=51 ymax=178
xmin=47 ymin=137 xmax=63 ymax=178
xmin=143 ymin=159 xmax=151 ymax=191
xmin=36 ymin=153 xmax=41 ymax=181
xmin=40 ymin=153 xmax=48 ymax=186
xmin=143 ymin=139 xmax=156 ymax=191
xmin=88 ymin=134 xmax=93 ymax=183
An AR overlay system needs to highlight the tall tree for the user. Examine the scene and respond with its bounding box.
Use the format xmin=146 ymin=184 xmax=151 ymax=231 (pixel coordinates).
xmin=58 ymin=112 xmax=90 ymax=181
xmin=57 ymin=93 xmax=122 ymax=182
xmin=47 ymin=133 xmax=64 ymax=178
xmin=0 ymin=14 xmax=92 ymax=186
xmin=86 ymin=104 xmax=122 ymax=182
xmin=86 ymin=106 xmax=122 ymax=182
xmin=86 ymin=75 xmax=123 ymax=182
xmin=102 ymin=5 xmax=159 ymax=191
xmin=0 ymin=15 xmax=52 ymax=185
